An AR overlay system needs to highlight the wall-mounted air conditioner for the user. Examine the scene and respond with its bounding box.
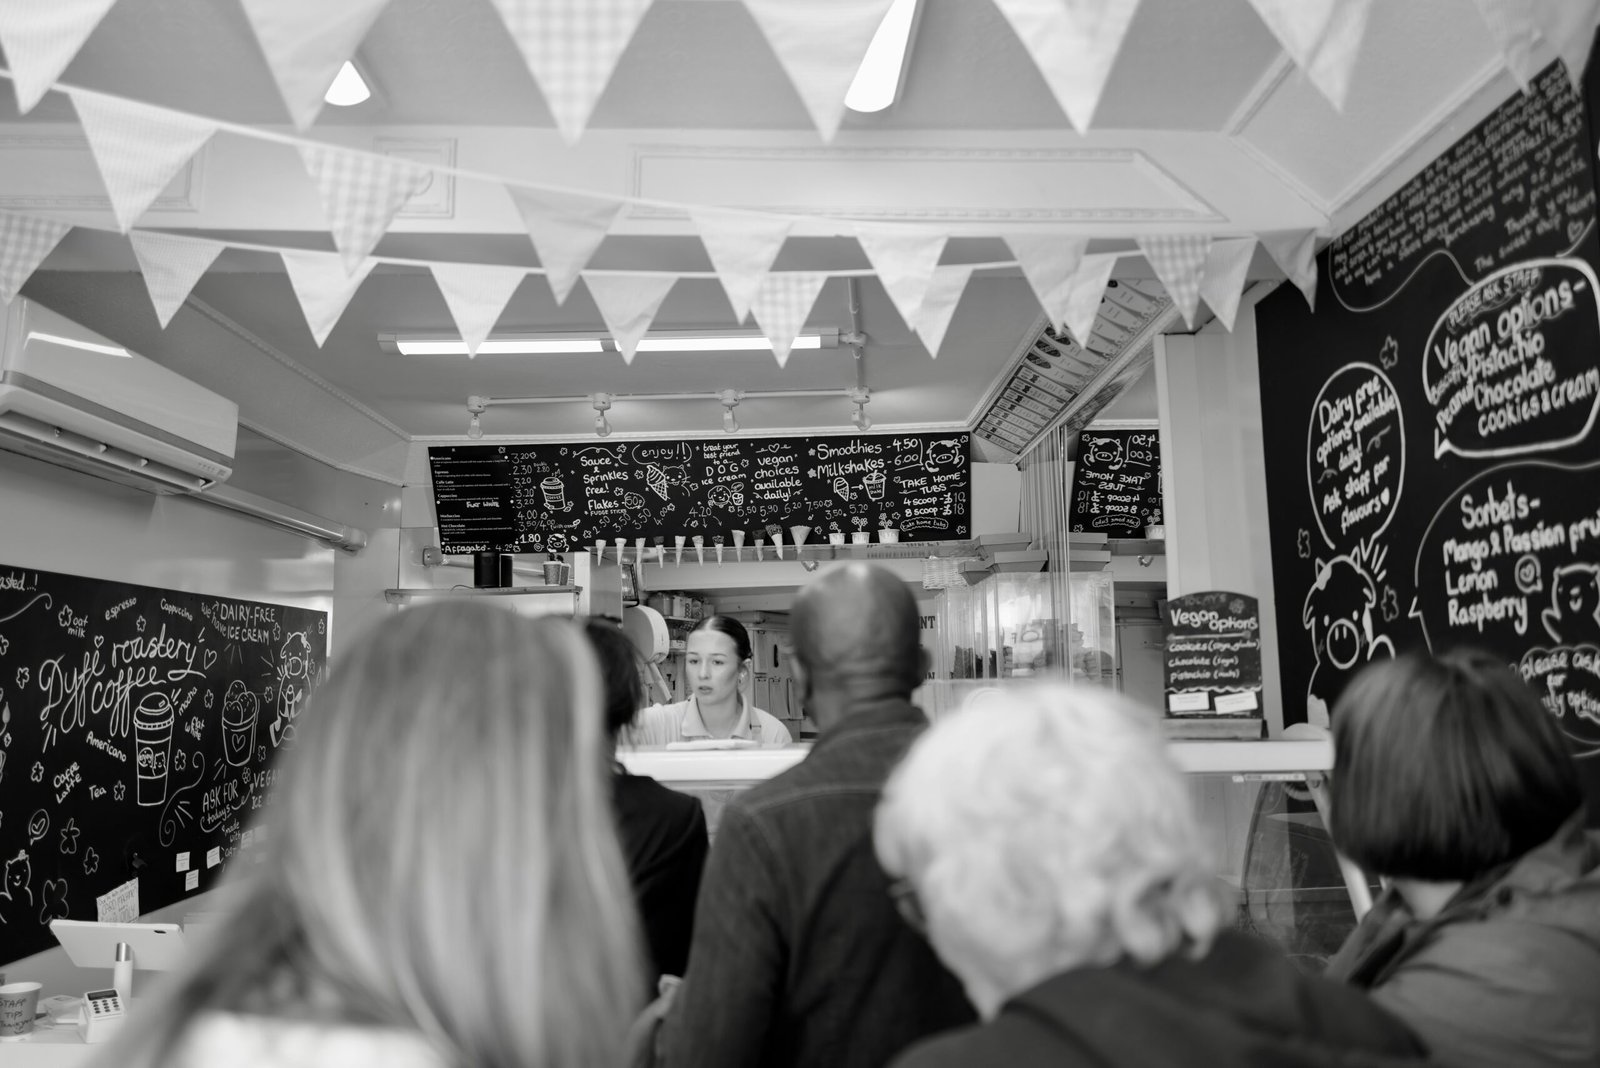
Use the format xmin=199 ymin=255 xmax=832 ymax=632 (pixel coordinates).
xmin=0 ymin=299 xmax=238 ymax=493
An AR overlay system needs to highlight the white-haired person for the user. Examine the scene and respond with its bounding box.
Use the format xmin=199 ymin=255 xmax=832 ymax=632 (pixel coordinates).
xmin=95 ymin=602 xmax=645 ymax=1068
xmin=874 ymin=685 xmax=1431 ymax=1068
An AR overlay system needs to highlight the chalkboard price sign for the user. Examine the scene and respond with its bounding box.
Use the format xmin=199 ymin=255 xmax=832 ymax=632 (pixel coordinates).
xmin=428 ymin=433 xmax=971 ymax=554
xmin=1068 ymin=428 xmax=1162 ymax=537
xmin=0 ymin=565 xmax=326 ymax=963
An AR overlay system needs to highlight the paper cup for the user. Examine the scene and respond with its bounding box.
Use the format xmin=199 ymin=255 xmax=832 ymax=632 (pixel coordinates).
xmin=852 ymin=531 xmax=871 ymax=544
xmin=828 ymin=532 xmax=846 ymax=545
xmin=879 ymin=528 xmax=900 ymax=543
xmin=542 ymin=562 xmax=564 ymax=585
xmin=0 ymin=981 xmax=41 ymax=1038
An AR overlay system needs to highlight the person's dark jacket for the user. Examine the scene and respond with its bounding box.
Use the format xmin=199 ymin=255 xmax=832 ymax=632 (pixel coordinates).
xmin=1326 ymin=814 xmax=1600 ymax=1068
xmin=613 ymin=768 xmax=709 ymax=981
xmin=891 ymin=929 xmax=1428 ymax=1068
xmin=659 ymin=697 xmax=976 ymax=1068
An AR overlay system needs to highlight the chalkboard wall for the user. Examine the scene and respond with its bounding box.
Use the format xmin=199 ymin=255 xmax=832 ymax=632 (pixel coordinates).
xmin=0 ymin=565 xmax=326 ymax=962
xmin=1256 ymin=61 xmax=1600 ymax=799
xmin=1069 ymin=428 xmax=1162 ymax=537
xmin=429 ymin=432 xmax=971 ymax=554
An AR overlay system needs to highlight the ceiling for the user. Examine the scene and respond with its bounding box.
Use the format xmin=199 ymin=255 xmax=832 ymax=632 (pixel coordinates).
xmin=0 ymin=0 xmax=1540 ymax=487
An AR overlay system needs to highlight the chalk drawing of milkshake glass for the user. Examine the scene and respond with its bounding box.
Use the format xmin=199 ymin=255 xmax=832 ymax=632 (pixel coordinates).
xmin=134 ymin=693 xmax=175 ymax=807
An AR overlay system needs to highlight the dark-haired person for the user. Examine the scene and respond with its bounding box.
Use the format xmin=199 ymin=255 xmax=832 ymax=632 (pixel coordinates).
xmin=1325 ymin=647 xmax=1600 ymax=1068
xmin=630 ymin=615 xmax=791 ymax=747
xmin=584 ymin=619 xmax=709 ymax=981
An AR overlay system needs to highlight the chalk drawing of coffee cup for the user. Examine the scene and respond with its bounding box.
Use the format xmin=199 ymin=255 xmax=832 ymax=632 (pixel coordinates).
xmin=863 ymin=470 xmax=887 ymax=501
xmin=540 ymin=476 xmax=568 ymax=512
xmin=134 ymin=693 xmax=174 ymax=807
xmin=221 ymin=680 xmax=258 ymax=768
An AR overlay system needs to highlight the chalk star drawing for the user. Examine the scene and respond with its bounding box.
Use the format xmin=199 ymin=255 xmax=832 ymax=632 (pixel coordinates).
xmin=1297 ymin=529 xmax=1312 ymax=559
xmin=1381 ymin=585 xmax=1400 ymax=622
xmin=15 ymin=667 xmax=28 ymax=688
xmin=82 ymin=847 xmax=99 ymax=875
xmin=59 ymin=819 xmax=79 ymax=855
xmin=257 ymin=746 xmax=267 ymax=762
xmin=136 ymin=616 xmax=147 ymax=632
xmin=204 ymin=690 xmax=214 ymax=709
xmin=113 ymin=781 xmax=126 ymax=802
xmin=1378 ymin=336 xmax=1399 ymax=370
xmin=30 ymin=761 xmax=43 ymax=783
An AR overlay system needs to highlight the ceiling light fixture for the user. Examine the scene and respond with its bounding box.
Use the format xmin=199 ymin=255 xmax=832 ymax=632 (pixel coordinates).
xmin=592 ymin=393 xmax=613 ymax=437
xmin=846 ymin=386 xmax=872 ymax=431
xmin=383 ymin=328 xmax=838 ymax=357
xmin=719 ymin=389 xmax=742 ymax=433
xmin=845 ymin=0 xmax=920 ymax=113
xmin=324 ymin=60 xmax=372 ymax=107
xmin=466 ymin=395 xmax=488 ymax=438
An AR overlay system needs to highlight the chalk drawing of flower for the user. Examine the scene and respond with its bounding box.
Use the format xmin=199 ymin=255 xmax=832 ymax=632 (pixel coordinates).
xmin=256 ymin=746 xmax=266 ymax=762
xmin=0 ymin=635 xmax=8 ymax=655
xmin=58 ymin=605 xmax=73 ymax=627
xmin=59 ymin=818 xmax=79 ymax=855
xmin=83 ymin=848 xmax=99 ymax=875
xmin=1297 ymin=529 xmax=1312 ymax=559
xmin=204 ymin=690 xmax=214 ymax=709
xmin=173 ymin=751 xmax=187 ymax=772
xmin=39 ymin=879 xmax=69 ymax=924
xmin=136 ymin=616 xmax=147 ymax=633
xmin=1381 ymin=585 xmax=1400 ymax=623
xmin=30 ymin=760 xmax=43 ymax=783
xmin=15 ymin=667 xmax=28 ymax=689
xmin=113 ymin=781 xmax=126 ymax=802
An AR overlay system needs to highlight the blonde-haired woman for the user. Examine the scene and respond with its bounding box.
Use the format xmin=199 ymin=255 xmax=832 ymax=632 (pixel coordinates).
xmin=874 ymin=685 xmax=1428 ymax=1068
xmin=96 ymin=602 xmax=645 ymax=1068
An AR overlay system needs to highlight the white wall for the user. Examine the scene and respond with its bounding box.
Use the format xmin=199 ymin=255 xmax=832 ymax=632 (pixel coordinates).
xmin=1155 ymin=288 xmax=1284 ymax=735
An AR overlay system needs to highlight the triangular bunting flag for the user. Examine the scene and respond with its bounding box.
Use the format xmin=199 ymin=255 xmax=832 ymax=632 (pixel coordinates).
xmin=1259 ymin=229 xmax=1319 ymax=310
xmin=990 ymin=0 xmax=1141 ymax=133
xmin=1528 ymin=1 xmax=1600 ymax=89
xmin=68 ymin=91 xmax=217 ymax=233
xmin=747 ymin=272 xmax=829 ymax=367
xmin=1062 ymin=253 xmax=1121 ymax=351
xmin=1243 ymin=0 xmax=1374 ymax=111
xmin=128 ymin=231 xmax=225 ymax=328
xmin=1137 ymin=234 xmax=1212 ymax=328
xmin=298 ymin=145 xmax=431 ymax=273
xmin=429 ymin=264 xmax=529 ymax=357
xmin=1471 ymin=0 xmax=1543 ymax=89
xmin=0 ymin=0 xmax=117 ymax=114
xmin=1003 ymin=232 xmax=1089 ymax=333
xmin=741 ymin=0 xmax=895 ymax=140
xmin=582 ymin=271 xmax=677 ymax=364
xmin=855 ymin=224 xmax=947 ymax=329
xmin=507 ymin=186 xmax=624 ymax=305
xmin=1198 ymin=237 xmax=1256 ymax=332
xmin=911 ymin=265 xmax=974 ymax=358
xmin=281 ymin=249 xmax=376 ymax=347
xmin=238 ymin=0 xmax=392 ymax=129
xmin=0 ymin=210 xmax=71 ymax=304
xmin=690 ymin=208 xmax=793 ymax=323
xmin=487 ymin=0 xmax=656 ymax=144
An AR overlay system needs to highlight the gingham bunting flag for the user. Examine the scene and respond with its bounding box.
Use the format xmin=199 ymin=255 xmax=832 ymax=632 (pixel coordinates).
xmin=747 ymin=271 xmax=829 ymax=367
xmin=1062 ymin=252 xmax=1121 ymax=351
xmin=239 ymin=0 xmax=392 ymax=129
xmin=488 ymin=0 xmax=656 ymax=144
xmin=1003 ymin=232 xmax=1089 ymax=334
xmin=582 ymin=271 xmax=678 ymax=364
xmin=690 ymin=208 xmax=793 ymax=323
xmin=991 ymin=0 xmax=1140 ymax=133
xmin=1259 ymin=229 xmax=1318 ymax=310
xmin=1198 ymin=237 xmax=1256 ymax=332
xmin=128 ymin=231 xmax=226 ymax=328
xmin=1137 ymin=234 xmax=1212 ymax=328
xmin=429 ymin=264 xmax=529 ymax=357
xmin=298 ymin=145 xmax=431 ymax=273
xmin=507 ymin=186 xmax=624 ymax=305
xmin=281 ymin=249 xmax=377 ymax=347
xmin=69 ymin=91 xmax=217 ymax=233
xmin=0 ymin=210 xmax=71 ymax=304
xmin=1243 ymin=0 xmax=1374 ymax=111
xmin=911 ymin=265 xmax=974 ymax=359
xmin=0 ymin=0 xmax=117 ymax=114
xmin=1472 ymin=0 xmax=1600 ymax=89
xmin=742 ymin=0 xmax=895 ymax=140
xmin=855 ymin=224 xmax=947 ymax=330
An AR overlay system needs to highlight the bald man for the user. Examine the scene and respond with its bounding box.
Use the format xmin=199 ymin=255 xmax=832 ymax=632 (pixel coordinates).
xmin=659 ymin=564 xmax=975 ymax=1068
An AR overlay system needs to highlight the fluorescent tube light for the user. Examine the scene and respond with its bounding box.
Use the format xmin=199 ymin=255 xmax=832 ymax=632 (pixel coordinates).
xmin=389 ymin=332 xmax=831 ymax=356
xmin=635 ymin=335 xmax=822 ymax=352
xmin=27 ymin=331 xmax=130 ymax=357
xmin=846 ymin=0 xmax=918 ymax=113
xmin=324 ymin=61 xmax=371 ymax=107
xmin=396 ymin=338 xmax=604 ymax=355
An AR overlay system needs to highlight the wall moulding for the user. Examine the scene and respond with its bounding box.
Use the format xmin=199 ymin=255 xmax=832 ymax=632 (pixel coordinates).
xmin=0 ymin=133 xmax=205 ymax=214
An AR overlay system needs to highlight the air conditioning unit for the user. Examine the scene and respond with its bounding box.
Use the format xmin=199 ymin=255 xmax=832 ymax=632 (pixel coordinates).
xmin=0 ymin=299 xmax=237 ymax=493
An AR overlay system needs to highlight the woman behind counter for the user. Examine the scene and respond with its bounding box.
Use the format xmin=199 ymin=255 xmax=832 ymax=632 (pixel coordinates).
xmin=629 ymin=615 xmax=791 ymax=747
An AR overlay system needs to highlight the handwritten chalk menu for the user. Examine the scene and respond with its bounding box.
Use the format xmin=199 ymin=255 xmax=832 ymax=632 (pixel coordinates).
xmin=1163 ymin=592 xmax=1263 ymax=715
xmin=1256 ymin=59 xmax=1600 ymax=798
xmin=428 ymin=433 xmax=971 ymax=553
xmin=0 ymin=565 xmax=325 ymax=962
xmin=1068 ymin=428 xmax=1162 ymax=536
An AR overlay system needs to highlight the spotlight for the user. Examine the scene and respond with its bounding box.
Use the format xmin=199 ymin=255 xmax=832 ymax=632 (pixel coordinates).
xmin=846 ymin=386 xmax=871 ymax=431
xmin=718 ymin=389 xmax=743 ymax=434
xmin=853 ymin=405 xmax=871 ymax=431
xmin=466 ymin=395 xmax=488 ymax=439
xmin=592 ymin=392 xmax=613 ymax=438
xmin=468 ymin=413 xmax=483 ymax=439
xmin=595 ymin=412 xmax=611 ymax=437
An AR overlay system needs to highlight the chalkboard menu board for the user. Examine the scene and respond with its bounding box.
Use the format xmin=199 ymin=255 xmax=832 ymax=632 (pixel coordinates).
xmin=1256 ymin=61 xmax=1600 ymax=797
xmin=1068 ymin=428 xmax=1162 ymax=536
xmin=1163 ymin=591 xmax=1263 ymax=715
xmin=0 ymin=565 xmax=325 ymax=962
xmin=429 ymin=433 xmax=971 ymax=554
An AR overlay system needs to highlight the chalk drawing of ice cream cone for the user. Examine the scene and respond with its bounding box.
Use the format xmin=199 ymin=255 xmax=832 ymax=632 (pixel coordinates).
xmin=832 ymin=476 xmax=854 ymax=502
xmin=540 ymin=476 xmax=569 ymax=513
xmin=646 ymin=464 xmax=669 ymax=501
